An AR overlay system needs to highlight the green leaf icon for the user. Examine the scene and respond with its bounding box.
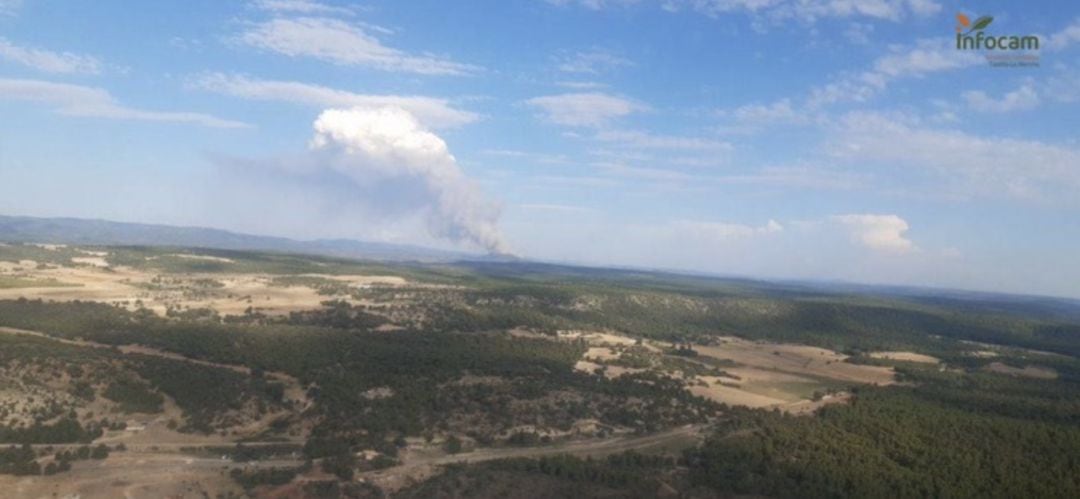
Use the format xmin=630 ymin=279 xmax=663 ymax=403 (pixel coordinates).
xmin=970 ymin=16 xmax=993 ymax=31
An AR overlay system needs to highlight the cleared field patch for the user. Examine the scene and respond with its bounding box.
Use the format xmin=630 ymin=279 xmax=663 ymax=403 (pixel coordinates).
xmin=985 ymin=362 xmax=1057 ymax=379
xmin=868 ymin=351 xmax=940 ymax=364
xmin=0 ymin=276 xmax=80 ymax=288
xmin=71 ymin=256 xmax=109 ymax=267
xmin=583 ymin=346 xmax=621 ymax=362
xmin=694 ymin=337 xmax=896 ymax=386
xmin=0 ymin=252 xmax=412 ymax=318
xmin=682 ymin=337 xmax=895 ymax=413
xmin=688 ymin=376 xmax=787 ymax=408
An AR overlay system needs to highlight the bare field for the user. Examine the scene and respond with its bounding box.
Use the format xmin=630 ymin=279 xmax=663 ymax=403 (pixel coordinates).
xmin=562 ymin=330 xmax=890 ymax=414
xmin=0 ymin=453 xmax=252 ymax=499
xmin=868 ymin=351 xmax=940 ymax=364
xmin=0 ymin=252 xmax=411 ymax=318
xmin=694 ymin=337 xmax=896 ymax=386
xmin=682 ymin=338 xmax=893 ymax=412
xmin=985 ymin=362 xmax=1058 ymax=379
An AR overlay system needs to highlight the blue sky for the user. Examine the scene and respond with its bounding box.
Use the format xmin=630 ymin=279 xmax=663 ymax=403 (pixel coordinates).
xmin=1 ymin=0 xmax=1079 ymax=298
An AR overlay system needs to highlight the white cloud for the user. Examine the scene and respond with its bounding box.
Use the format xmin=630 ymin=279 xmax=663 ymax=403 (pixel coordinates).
xmin=519 ymin=203 xmax=596 ymax=214
xmin=724 ymin=98 xmax=809 ymax=128
xmin=1046 ymin=18 xmax=1080 ymax=51
xmin=0 ymin=78 xmax=249 ymax=128
xmin=309 ymin=106 xmax=509 ymax=253
xmin=193 ymin=73 xmax=479 ymax=129
xmin=596 ymin=162 xmax=695 ymax=182
xmin=557 ymin=49 xmax=633 ymax=74
xmin=832 ymin=213 xmax=914 ymax=253
xmin=525 ymin=92 xmax=646 ymax=127
xmin=558 ymin=0 xmax=942 ymax=23
xmin=722 ymin=37 xmax=982 ymax=136
xmin=237 ymin=17 xmax=477 ymax=75
xmin=555 ymin=81 xmax=608 ymax=90
xmin=1044 ymin=70 xmax=1080 ymax=103
xmin=962 ymin=84 xmax=1040 ymax=113
xmin=672 ymin=218 xmax=783 ymax=241
xmin=546 ymin=0 xmax=641 ymax=9
xmin=809 ymin=38 xmax=982 ymax=107
xmin=0 ymin=37 xmax=102 ymax=74
xmin=481 ymin=149 xmax=570 ymax=165
xmin=829 ymin=111 xmax=1080 ymax=200
xmin=252 ymin=0 xmax=353 ymax=15
xmin=0 ymin=0 xmax=21 ymax=16
xmin=904 ymin=0 xmax=940 ymax=16
xmin=843 ymin=22 xmax=875 ymax=44
xmin=714 ymin=165 xmax=866 ymax=190
xmin=593 ymin=129 xmax=733 ymax=151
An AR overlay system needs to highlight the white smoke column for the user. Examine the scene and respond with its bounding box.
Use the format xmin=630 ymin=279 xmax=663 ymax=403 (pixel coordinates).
xmin=309 ymin=106 xmax=510 ymax=254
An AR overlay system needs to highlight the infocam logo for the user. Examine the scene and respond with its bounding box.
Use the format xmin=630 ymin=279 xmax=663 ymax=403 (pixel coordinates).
xmin=955 ymin=13 xmax=1039 ymax=51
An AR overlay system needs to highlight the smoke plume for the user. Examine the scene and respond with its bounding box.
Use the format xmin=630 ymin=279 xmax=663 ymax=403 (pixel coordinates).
xmin=308 ymin=106 xmax=509 ymax=254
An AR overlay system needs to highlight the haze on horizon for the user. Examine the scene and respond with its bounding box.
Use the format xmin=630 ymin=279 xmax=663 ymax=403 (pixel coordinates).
xmin=1 ymin=0 xmax=1079 ymax=298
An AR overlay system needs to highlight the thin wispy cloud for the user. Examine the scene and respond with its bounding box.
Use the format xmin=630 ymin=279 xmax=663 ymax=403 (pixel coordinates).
xmin=0 ymin=0 xmax=21 ymax=16
xmin=809 ymin=38 xmax=982 ymax=108
xmin=670 ymin=219 xmax=783 ymax=241
xmin=557 ymin=49 xmax=633 ymax=74
xmin=549 ymin=0 xmax=942 ymax=24
xmin=963 ymin=84 xmax=1040 ymax=113
xmin=193 ymin=73 xmax=479 ymax=128
xmin=525 ymin=92 xmax=646 ymax=127
xmin=1046 ymin=18 xmax=1080 ymax=50
xmin=519 ymin=203 xmax=596 ymax=214
xmin=0 ymin=78 xmax=250 ymax=128
xmin=828 ymin=111 xmax=1080 ymax=201
xmin=593 ymin=129 xmax=732 ymax=151
xmin=252 ymin=0 xmax=354 ymax=16
xmin=720 ymin=98 xmax=811 ymax=130
xmin=555 ymin=81 xmax=608 ymax=90
xmin=236 ymin=17 xmax=478 ymax=75
xmin=0 ymin=37 xmax=102 ymax=74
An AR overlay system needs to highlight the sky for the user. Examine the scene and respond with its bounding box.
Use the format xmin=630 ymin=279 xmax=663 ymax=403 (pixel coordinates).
xmin=1 ymin=0 xmax=1079 ymax=298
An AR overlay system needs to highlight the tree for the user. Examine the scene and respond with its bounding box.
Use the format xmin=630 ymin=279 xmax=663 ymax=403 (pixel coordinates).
xmin=444 ymin=435 xmax=463 ymax=454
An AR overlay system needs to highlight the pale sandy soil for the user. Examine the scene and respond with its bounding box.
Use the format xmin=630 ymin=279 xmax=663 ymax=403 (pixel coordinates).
xmin=564 ymin=330 xmax=884 ymax=414
xmin=959 ymin=340 xmax=1071 ymax=360
xmin=688 ymin=376 xmax=787 ymax=408
xmin=682 ymin=338 xmax=894 ymax=412
xmin=694 ymin=336 xmax=896 ymax=386
xmin=868 ymin=351 xmax=940 ymax=364
xmin=166 ymin=253 xmax=235 ymax=263
xmin=298 ymin=273 xmax=408 ymax=286
xmin=0 ymin=254 xmax=410 ymax=318
xmin=985 ymin=361 xmax=1058 ymax=379
xmin=559 ymin=330 xmax=639 ymax=346
xmin=574 ymin=359 xmax=603 ymax=374
xmin=0 ymin=453 xmax=252 ymax=499
xmin=584 ymin=346 xmax=620 ymax=361
xmin=71 ymin=256 xmax=110 ymax=267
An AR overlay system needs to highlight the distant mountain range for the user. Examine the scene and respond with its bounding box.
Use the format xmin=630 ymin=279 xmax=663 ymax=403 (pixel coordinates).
xmin=0 ymin=214 xmax=475 ymax=262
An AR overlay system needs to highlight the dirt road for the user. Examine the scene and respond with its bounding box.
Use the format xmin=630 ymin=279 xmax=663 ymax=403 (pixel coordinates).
xmin=357 ymin=424 xmax=707 ymax=491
